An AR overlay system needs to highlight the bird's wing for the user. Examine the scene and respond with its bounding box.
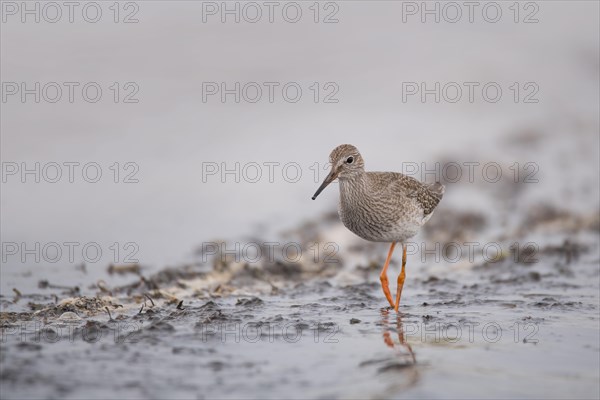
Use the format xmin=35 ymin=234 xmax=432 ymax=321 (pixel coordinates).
xmin=368 ymin=172 xmax=445 ymax=216
xmin=414 ymin=181 xmax=445 ymax=215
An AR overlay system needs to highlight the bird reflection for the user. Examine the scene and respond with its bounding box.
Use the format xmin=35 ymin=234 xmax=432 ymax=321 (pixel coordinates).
xmin=373 ymin=309 xmax=420 ymax=397
xmin=381 ymin=309 xmax=416 ymax=364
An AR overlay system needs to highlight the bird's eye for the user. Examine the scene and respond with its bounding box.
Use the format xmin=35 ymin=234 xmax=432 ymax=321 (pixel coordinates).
xmin=346 ymin=156 xmax=354 ymax=164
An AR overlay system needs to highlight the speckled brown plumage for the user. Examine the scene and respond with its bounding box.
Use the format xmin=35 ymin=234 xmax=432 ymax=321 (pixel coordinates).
xmin=316 ymin=144 xmax=445 ymax=243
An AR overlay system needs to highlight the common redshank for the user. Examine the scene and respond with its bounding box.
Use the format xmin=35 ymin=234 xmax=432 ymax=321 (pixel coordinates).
xmin=311 ymin=144 xmax=444 ymax=311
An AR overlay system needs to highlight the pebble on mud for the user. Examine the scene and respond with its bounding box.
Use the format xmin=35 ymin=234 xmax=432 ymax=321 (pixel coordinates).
xmin=235 ymin=297 xmax=264 ymax=307
xmin=58 ymin=311 xmax=82 ymax=320
xmin=108 ymin=263 xmax=141 ymax=275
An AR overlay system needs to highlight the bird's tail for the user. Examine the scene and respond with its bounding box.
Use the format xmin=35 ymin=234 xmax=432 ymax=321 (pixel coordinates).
xmin=428 ymin=182 xmax=445 ymax=197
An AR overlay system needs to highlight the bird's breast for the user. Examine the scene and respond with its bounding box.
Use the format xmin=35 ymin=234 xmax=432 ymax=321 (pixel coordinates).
xmin=337 ymin=180 xmax=421 ymax=242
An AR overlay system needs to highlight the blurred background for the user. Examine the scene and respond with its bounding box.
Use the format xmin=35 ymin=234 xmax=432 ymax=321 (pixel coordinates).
xmin=2 ymin=2 xmax=598 ymax=282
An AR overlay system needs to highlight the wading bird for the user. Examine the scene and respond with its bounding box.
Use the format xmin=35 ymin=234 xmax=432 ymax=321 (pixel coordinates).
xmin=312 ymin=144 xmax=444 ymax=311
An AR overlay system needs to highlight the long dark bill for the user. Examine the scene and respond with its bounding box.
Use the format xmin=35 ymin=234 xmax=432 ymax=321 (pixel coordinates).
xmin=311 ymin=169 xmax=337 ymax=200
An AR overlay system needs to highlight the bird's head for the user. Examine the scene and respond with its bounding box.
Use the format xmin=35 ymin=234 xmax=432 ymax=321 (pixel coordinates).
xmin=312 ymin=144 xmax=364 ymax=200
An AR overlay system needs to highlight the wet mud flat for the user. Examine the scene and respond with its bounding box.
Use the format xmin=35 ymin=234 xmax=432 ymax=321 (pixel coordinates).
xmin=1 ymin=204 xmax=599 ymax=399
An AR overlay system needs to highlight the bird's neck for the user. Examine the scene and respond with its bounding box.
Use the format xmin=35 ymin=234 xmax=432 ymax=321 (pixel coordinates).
xmin=339 ymin=172 xmax=367 ymax=203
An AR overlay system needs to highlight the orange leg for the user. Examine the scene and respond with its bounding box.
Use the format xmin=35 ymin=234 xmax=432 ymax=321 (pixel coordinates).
xmin=379 ymin=242 xmax=397 ymax=309
xmin=394 ymin=244 xmax=407 ymax=311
